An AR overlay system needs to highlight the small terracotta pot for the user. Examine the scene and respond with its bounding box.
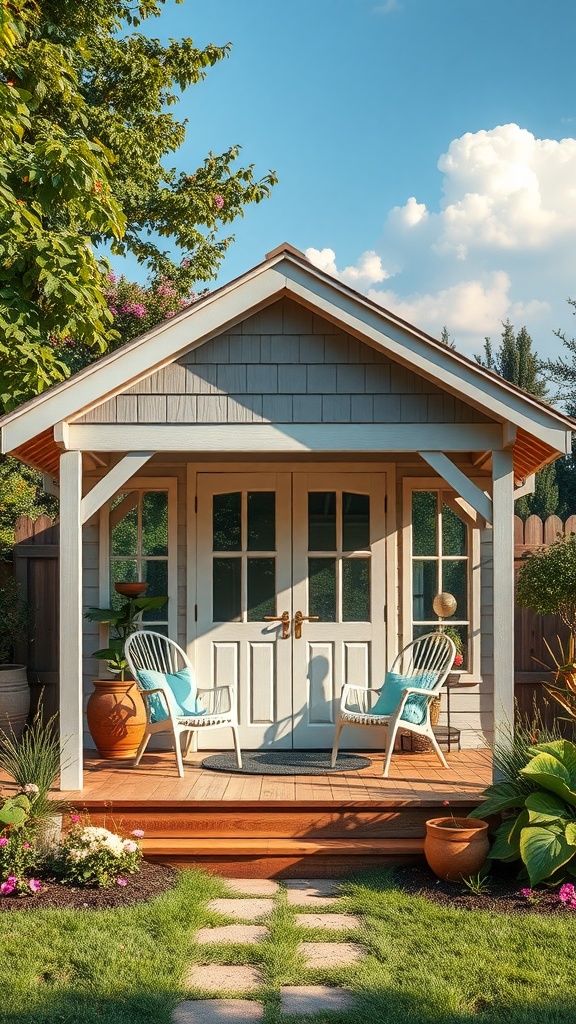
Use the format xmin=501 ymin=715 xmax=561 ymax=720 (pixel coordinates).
xmin=87 ymin=678 xmax=146 ymax=760
xmin=114 ymin=581 xmax=148 ymax=598
xmin=424 ymin=816 xmax=490 ymax=881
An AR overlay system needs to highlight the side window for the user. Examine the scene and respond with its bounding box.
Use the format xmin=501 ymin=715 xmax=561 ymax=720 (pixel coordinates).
xmin=109 ymin=490 xmax=169 ymax=634
xmin=411 ymin=490 xmax=469 ymax=669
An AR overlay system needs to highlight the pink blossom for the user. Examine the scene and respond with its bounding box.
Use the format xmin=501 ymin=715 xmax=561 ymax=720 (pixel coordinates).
xmin=117 ymin=877 xmax=127 ymax=887
xmin=520 ymin=888 xmax=533 ymax=898
xmin=165 ymin=310 xmax=176 ymax=318
xmin=214 ymin=194 xmax=224 ymax=209
xmin=0 ymin=876 xmax=17 ymax=895
xmin=0 ymin=837 xmax=8 ymax=847
xmin=131 ymin=829 xmax=144 ymax=839
xmin=122 ymin=839 xmax=138 ymax=854
xmin=181 ymin=258 xmax=190 ymax=268
xmin=109 ymin=272 xmax=117 ymax=283
xmin=453 ymin=653 xmax=464 ymax=667
xmin=70 ymin=813 xmax=80 ymax=824
xmin=157 ymin=283 xmax=177 ymax=298
xmin=559 ymin=883 xmax=576 ymax=904
xmin=442 ymin=800 xmax=450 ymax=807
xmin=22 ymin=842 xmax=31 ymax=850
xmin=109 ymin=307 xmax=118 ymax=316
xmin=28 ymin=878 xmax=41 ymax=893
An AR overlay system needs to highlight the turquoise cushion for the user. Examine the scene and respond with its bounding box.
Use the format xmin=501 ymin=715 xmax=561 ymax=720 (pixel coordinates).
xmin=371 ymin=671 xmax=437 ymax=725
xmin=136 ymin=667 xmax=206 ymax=724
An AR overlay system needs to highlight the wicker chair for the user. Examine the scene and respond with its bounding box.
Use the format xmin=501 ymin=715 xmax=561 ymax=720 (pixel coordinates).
xmin=125 ymin=630 xmax=241 ymax=777
xmin=331 ymin=632 xmax=456 ymax=777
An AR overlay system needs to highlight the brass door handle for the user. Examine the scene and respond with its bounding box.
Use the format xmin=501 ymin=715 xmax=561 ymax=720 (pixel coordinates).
xmin=263 ymin=610 xmax=290 ymax=639
xmin=294 ymin=610 xmax=320 ymax=639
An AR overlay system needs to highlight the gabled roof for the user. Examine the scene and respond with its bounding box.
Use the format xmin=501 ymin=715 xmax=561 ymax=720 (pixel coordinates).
xmin=1 ymin=243 xmax=573 ymax=479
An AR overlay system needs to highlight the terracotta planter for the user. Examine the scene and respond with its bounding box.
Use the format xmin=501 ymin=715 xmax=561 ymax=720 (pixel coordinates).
xmin=424 ymin=816 xmax=490 ymax=881
xmin=87 ymin=678 xmax=146 ymax=760
xmin=0 ymin=664 xmax=30 ymax=741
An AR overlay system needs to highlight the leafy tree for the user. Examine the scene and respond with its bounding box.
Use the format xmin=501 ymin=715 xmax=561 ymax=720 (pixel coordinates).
xmin=542 ymin=298 xmax=576 ymax=403
xmin=0 ymin=0 xmax=277 ymax=410
xmin=0 ymin=457 xmax=58 ymax=556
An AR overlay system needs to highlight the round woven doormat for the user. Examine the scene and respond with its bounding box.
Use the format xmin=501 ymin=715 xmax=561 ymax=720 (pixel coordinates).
xmin=201 ymin=750 xmax=372 ymax=775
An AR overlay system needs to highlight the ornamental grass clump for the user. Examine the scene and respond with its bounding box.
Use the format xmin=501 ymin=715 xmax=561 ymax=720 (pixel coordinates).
xmin=52 ymin=816 xmax=143 ymax=888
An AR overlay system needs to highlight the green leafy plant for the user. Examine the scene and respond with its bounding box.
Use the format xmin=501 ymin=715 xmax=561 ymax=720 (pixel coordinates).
xmin=0 ymin=563 xmax=30 ymax=663
xmin=471 ymin=738 xmax=576 ymax=886
xmin=51 ymin=816 xmax=143 ymax=888
xmin=0 ymin=707 xmax=68 ymax=829
xmin=516 ymin=533 xmax=576 ymax=639
xmin=86 ymin=595 xmax=168 ymax=680
xmin=0 ymin=790 xmax=41 ymax=896
xmin=461 ymin=871 xmax=491 ymax=896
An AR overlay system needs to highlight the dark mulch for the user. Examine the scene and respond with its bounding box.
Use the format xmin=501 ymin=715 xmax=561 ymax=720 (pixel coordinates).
xmin=0 ymin=861 xmax=178 ymax=912
xmin=393 ymin=862 xmax=573 ymax=915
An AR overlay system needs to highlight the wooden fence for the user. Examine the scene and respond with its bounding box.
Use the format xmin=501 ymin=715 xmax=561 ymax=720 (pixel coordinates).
xmin=9 ymin=512 xmax=576 ymax=732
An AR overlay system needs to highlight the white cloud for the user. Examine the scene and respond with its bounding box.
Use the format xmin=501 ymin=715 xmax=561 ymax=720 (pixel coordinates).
xmin=307 ymin=125 xmax=576 ymax=355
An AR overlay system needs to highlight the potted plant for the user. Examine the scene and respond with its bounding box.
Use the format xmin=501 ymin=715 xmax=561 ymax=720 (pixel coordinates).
xmin=424 ymin=802 xmax=490 ymax=881
xmin=84 ymin=591 xmax=168 ymax=759
xmin=0 ymin=563 xmax=31 ymax=741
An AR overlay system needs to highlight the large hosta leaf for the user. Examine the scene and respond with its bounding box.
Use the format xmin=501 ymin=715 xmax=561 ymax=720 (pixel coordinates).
xmin=468 ymin=781 xmax=526 ymax=819
xmin=489 ymin=818 xmax=522 ymax=862
xmin=521 ymin=750 xmax=576 ymax=807
xmin=519 ymin=824 xmax=576 ymax=886
xmin=507 ymin=809 xmax=530 ymax=855
xmin=565 ymin=822 xmax=576 ymax=846
xmin=524 ymin=790 xmax=572 ymax=824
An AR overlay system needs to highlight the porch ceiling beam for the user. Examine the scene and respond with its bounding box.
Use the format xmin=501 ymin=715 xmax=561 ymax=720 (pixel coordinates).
xmin=442 ymin=493 xmax=479 ymax=528
xmin=80 ymin=452 xmax=153 ymax=524
xmin=419 ymin=451 xmax=493 ymax=524
xmin=61 ymin=422 xmax=505 ymax=454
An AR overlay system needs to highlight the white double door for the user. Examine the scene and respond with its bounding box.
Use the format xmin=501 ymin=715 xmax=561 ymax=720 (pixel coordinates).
xmin=196 ymin=471 xmax=387 ymax=749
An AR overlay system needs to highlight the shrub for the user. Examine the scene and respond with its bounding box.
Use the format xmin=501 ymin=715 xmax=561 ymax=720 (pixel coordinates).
xmin=516 ymin=533 xmax=576 ymax=637
xmin=52 ymin=817 xmax=143 ymax=888
xmin=0 ymin=790 xmax=41 ymax=896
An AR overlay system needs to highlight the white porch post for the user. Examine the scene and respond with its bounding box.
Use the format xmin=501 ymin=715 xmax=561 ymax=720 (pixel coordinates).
xmin=59 ymin=450 xmax=83 ymax=790
xmin=491 ymin=450 xmax=515 ymax=770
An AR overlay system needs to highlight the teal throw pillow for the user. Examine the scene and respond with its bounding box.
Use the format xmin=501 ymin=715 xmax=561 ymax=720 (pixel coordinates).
xmin=136 ymin=666 xmax=206 ymax=724
xmin=371 ymin=671 xmax=438 ymax=725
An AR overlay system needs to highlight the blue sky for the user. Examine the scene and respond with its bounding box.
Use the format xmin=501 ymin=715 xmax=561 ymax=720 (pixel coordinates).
xmin=115 ymin=0 xmax=576 ymax=359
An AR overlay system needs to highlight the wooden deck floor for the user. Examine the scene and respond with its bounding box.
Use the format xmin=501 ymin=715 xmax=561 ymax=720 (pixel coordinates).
xmin=57 ymin=747 xmax=492 ymax=805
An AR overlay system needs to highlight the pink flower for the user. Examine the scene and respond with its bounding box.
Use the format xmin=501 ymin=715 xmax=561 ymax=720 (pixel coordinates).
xmin=109 ymin=307 xmax=118 ymax=316
xmin=214 ymin=194 xmax=224 ymax=209
xmin=453 ymin=653 xmax=464 ymax=667
xmin=165 ymin=310 xmax=175 ymax=318
xmin=442 ymin=800 xmax=450 ymax=807
xmin=559 ymin=883 xmax=576 ymax=904
xmin=131 ymin=829 xmax=144 ymax=839
xmin=0 ymin=837 xmax=8 ymax=847
xmin=117 ymin=878 xmax=127 ymax=887
xmin=122 ymin=839 xmax=138 ymax=854
xmin=109 ymin=272 xmax=117 ymax=283
xmin=520 ymin=888 xmax=533 ymax=898
xmin=0 ymin=876 xmax=17 ymax=895
xmin=22 ymin=842 xmax=31 ymax=850
xmin=70 ymin=813 xmax=80 ymax=824
xmin=181 ymin=258 xmax=190 ymax=268
xmin=28 ymin=878 xmax=41 ymax=893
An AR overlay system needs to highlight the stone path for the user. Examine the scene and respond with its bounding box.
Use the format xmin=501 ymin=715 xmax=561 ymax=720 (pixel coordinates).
xmin=175 ymin=877 xmax=363 ymax=1021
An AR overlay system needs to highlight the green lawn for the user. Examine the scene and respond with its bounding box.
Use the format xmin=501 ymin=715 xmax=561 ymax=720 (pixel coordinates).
xmin=1 ymin=868 xmax=576 ymax=1023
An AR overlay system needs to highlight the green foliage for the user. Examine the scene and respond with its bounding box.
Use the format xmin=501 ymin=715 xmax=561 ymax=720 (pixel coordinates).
xmin=516 ymin=533 xmax=576 ymax=636
xmin=476 ymin=321 xmax=547 ymax=399
xmin=0 ymin=455 xmax=57 ymax=555
xmin=86 ymin=594 xmax=168 ymax=678
xmin=0 ymin=561 xmax=30 ymax=661
xmin=51 ymin=820 xmax=143 ymax=888
xmin=543 ymin=297 xmax=576 ymax=403
xmin=0 ymin=0 xmax=277 ymax=409
xmin=515 ymin=462 xmax=560 ymax=522
xmin=0 ymin=792 xmax=31 ymax=827
xmin=0 ymin=708 xmax=67 ymax=825
xmin=0 ymin=820 xmax=38 ymax=895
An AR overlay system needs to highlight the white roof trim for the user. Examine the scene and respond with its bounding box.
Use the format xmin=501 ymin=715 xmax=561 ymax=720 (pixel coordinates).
xmin=0 ymin=250 xmax=572 ymax=455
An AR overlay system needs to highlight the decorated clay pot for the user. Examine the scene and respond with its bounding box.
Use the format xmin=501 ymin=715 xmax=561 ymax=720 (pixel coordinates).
xmin=0 ymin=664 xmax=30 ymax=741
xmin=424 ymin=816 xmax=490 ymax=881
xmin=87 ymin=678 xmax=146 ymax=760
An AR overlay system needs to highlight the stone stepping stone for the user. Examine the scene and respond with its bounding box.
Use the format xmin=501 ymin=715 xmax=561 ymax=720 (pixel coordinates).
xmin=223 ymin=878 xmax=280 ymax=896
xmin=196 ymin=925 xmax=269 ymax=945
xmin=284 ymin=879 xmax=340 ymax=907
xmin=186 ymin=964 xmax=262 ymax=993
xmin=300 ymin=941 xmax=363 ymax=968
xmin=280 ymin=986 xmax=356 ymax=1014
xmin=295 ymin=913 xmax=361 ymax=931
xmin=208 ymin=898 xmax=275 ymax=921
xmin=173 ymin=999 xmax=264 ymax=1022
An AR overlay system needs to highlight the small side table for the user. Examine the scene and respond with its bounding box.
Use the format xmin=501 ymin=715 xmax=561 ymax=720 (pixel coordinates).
xmin=443 ymin=674 xmax=478 ymax=752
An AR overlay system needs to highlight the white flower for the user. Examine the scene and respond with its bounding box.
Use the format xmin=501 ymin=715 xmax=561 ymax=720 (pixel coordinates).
xmin=122 ymin=839 xmax=138 ymax=854
xmin=22 ymin=783 xmax=39 ymax=795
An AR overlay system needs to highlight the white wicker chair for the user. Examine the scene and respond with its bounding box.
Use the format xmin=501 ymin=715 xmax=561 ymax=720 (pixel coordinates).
xmin=125 ymin=630 xmax=242 ymax=777
xmin=331 ymin=632 xmax=456 ymax=777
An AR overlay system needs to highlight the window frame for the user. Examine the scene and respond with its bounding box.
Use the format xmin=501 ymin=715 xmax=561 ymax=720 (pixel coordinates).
xmin=99 ymin=477 xmax=178 ymax=642
xmin=402 ymin=477 xmax=482 ymax=681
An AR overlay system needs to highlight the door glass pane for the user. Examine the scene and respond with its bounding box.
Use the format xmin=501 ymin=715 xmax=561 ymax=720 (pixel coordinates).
xmin=110 ymin=559 xmax=138 ymax=608
xmin=442 ymin=503 xmax=467 ymax=556
xmin=342 ymin=559 xmax=370 ymax=621
xmin=308 ymin=492 xmax=336 ymax=551
xmin=142 ymin=560 xmax=168 ymax=620
xmin=247 ymin=557 xmax=276 ymax=621
xmin=111 ymin=496 xmax=138 ymax=556
xmin=142 ymin=491 xmax=168 ymax=556
xmin=413 ymin=560 xmax=437 ymax=620
xmin=412 ymin=492 xmax=437 ymax=556
xmin=309 ymin=558 xmax=336 ymax=621
xmin=247 ymin=492 xmax=275 ymax=551
xmin=213 ymin=558 xmax=241 ymax=621
xmin=442 ymin=560 xmax=468 ymax=620
xmin=213 ymin=493 xmax=241 ymax=551
xmin=342 ymin=493 xmax=370 ymax=551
